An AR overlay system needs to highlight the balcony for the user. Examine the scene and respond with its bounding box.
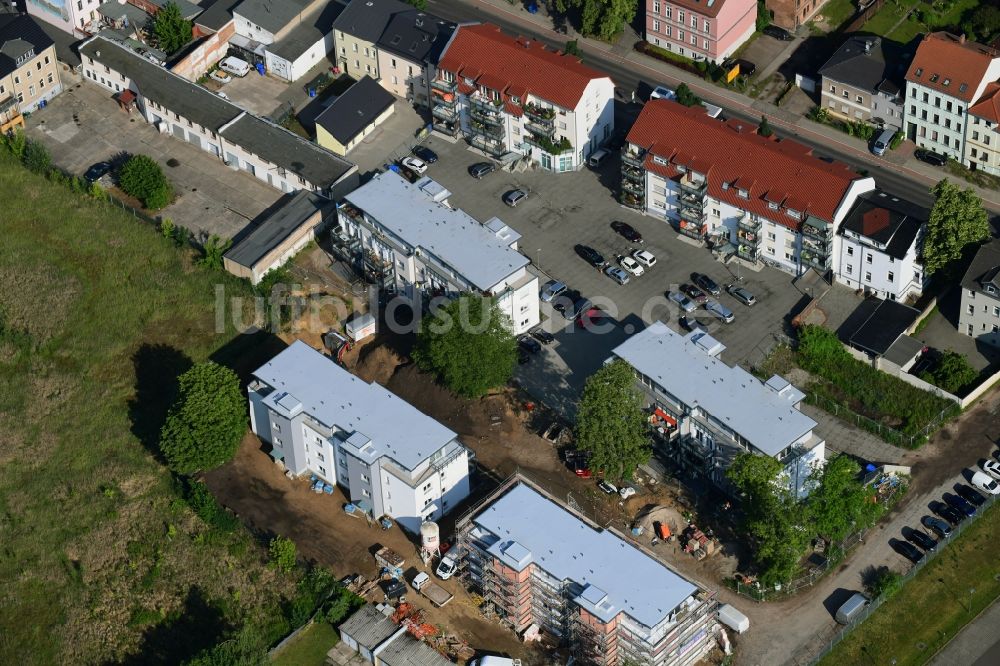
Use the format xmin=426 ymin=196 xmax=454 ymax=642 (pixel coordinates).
xmin=470 ymin=95 xmax=504 ymax=117
xmin=678 ymin=220 xmax=707 ymax=240
xmin=621 ymin=149 xmax=645 ymax=168
xmin=679 ymin=190 xmax=704 ymax=208
xmin=622 ymin=165 xmax=644 ymax=182
xmin=678 ymin=172 xmax=707 ymax=195
xmin=0 ymin=96 xmax=17 ymax=113
xmin=738 ymin=244 xmax=758 ymax=262
xmin=737 ymin=228 xmax=759 ymax=245
xmin=431 ymin=77 xmax=457 ymax=93
xmin=803 ymin=216 xmax=833 ymax=241
xmin=524 ymin=133 xmax=573 ymax=154
xmin=470 ymin=119 xmax=504 ymax=138
xmin=802 ymin=235 xmax=829 ymax=254
xmin=470 ymin=135 xmax=506 ymax=157
xmin=524 ymin=102 xmax=556 ymax=122
xmin=622 ymin=178 xmax=644 ymax=195
xmin=525 ymin=120 xmax=555 ymax=136
xmin=432 ymin=104 xmax=457 ymax=122
xmin=621 ymin=189 xmax=644 ymax=208
xmin=737 ymin=213 xmax=761 ymax=232
xmin=801 ymin=249 xmax=832 ymax=271
xmin=679 ymin=205 xmax=707 ymax=222
xmin=363 ymin=249 xmax=393 ymax=277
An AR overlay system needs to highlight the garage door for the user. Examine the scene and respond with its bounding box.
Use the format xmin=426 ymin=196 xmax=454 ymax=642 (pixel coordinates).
xmin=172 ymin=124 xmax=185 ymax=140
xmin=187 ymin=132 xmax=201 ymax=149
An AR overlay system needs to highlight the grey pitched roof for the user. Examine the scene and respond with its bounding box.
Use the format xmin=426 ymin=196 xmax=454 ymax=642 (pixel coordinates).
xmin=841 ymin=189 xmax=927 ymax=260
xmin=818 ymin=36 xmax=910 ymax=94
xmin=196 ymin=0 xmax=243 ymax=31
xmin=376 ymin=10 xmax=453 ymax=63
xmin=78 ymin=36 xmax=356 ymax=189
xmin=268 ymin=0 xmax=345 ymax=61
xmin=338 ymin=604 xmax=398 ymax=650
xmin=34 ymin=16 xmax=82 ymax=67
xmin=377 ymin=632 xmax=452 ymax=666
xmin=234 ymin=0 xmax=314 ymax=34
xmin=837 ymin=298 xmax=921 ymax=356
xmin=314 ymin=75 xmax=395 ymax=144
xmin=961 ymin=239 xmax=1000 ymax=298
xmin=333 ymin=0 xmax=411 ymax=43
xmin=0 ymin=14 xmax=54 ymax=79
xmin=224 ymin=190 xmax=331 ymax=268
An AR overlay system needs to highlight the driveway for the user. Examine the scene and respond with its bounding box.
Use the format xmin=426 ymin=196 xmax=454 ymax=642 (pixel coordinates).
xmin=26 ymin=81 xmax=283 ymax=239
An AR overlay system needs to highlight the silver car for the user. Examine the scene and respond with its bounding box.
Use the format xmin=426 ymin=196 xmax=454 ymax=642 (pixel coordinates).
xmin=706 ymin=300 xmax=735 ymax=323
xmin=503 ymin=189 xmax=528 ymax=206
xmin=604 ymin=265 xmax=630 ymax=285
xmin=540 ymin=279 xmax=567 ymax=302
xmin=727 ymin=285 xmax=756 ymax=306
xmin=669 ymin=290 xmax=697 ymax=313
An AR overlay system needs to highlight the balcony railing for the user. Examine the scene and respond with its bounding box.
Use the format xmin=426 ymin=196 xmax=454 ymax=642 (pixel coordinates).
xmin=801 ymin=250 xmax=832 ymax=271
xmin=678 ymin=172 xmax=707 ymax=195
xmin=433 ymin=121 xmax=459 ymax=137
xmin=432 ymin=105 xmax=457 ymax=122
xmin=622 ymin=165 xmax=644 ymax=182
xmin=678 ymin=221 xmax=707 ymax=240
xmin=737 ymin=213 xmax=761 ymax=232
xmin=431 ymin=77 xmax=457 ymax=93
xmin=737 ymin=228 xmax=759 ymax=245
xmin=471 ymin=120 xmax=504 ymax=138
xmin=523 ymin=103 xmax=556 ymax=122
xmin=470 ymin=95 xmax=503 ymax=116
xmin=679 ymin=191 xmax=704 ymax=208
xmin=738 ymin=244 xmax=758 ymax=262
xmin=622 ymin=178 xmax=644 ymax=195
xmin=0 ymin=96 xmax=17 ymax=114
xmin=470 ymin=135 xmax=505 ymax=157
xmin=621 ymin=149 xmax=645 ymax=168
xmin=621 ymin=191 xmax=644 ymax=209
xmin=680 ymin=205 xmax=707 ymax=222
xmin=525 ymin=120 xmax=555 ymax=136
xmin=803 ymin=219 xmax=833 ymax=240
xmin=802 ymin=235 xmax=829 ymax=254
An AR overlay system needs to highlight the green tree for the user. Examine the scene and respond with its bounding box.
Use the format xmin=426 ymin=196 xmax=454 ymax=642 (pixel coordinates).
xmin=808 ymin=454 xmax=878 ymax=542
xmin=756 ymin=0 xmax=771 ymax=31
xmin=153 ymin=2 xmax=193 ymax=54
xmin=554 ymin=0 xmax=636 ymax=40
xmin=184 ymin=624 xmax=268 ymax=666
xmin=159 ymin=362 xmax=246 ymax=474
xmin=119 ymin=154 xmax=174 ymax=210
xmin=867 ymin=567 xmax=903 ymax=600
xmin=200 ymin=235 xmax=232 ymax=270
xmin=575 ymin=360 xmax=650 ymax=482
xmin=920 ymin=350 xmax=978 ymax=394
xmin=758 ymin=115 xmax=774 ymax=137
xmin=675 ymin=83 xmax=702 ymax=107
xmin=923 ymin=180 xmax=990 ymax=277
xmin=269 ymin=536 xmax=297 ymax=573
xmin=412 ymin=295 xmax=516 ymax=398
xmin=564 ymin=39 xmax=582 ymax=57
xmin=969 ymin=5 xmax=1000 ymax=40
xmin=404 ymin=0 xmax=427 ymax=9
xmin=23 ymin=139 xmax=52 ymax=174
xmin=1 ymin=128 xmax=27 ymax=159
xmin=727 ymin=453 xmax=784 ymax=519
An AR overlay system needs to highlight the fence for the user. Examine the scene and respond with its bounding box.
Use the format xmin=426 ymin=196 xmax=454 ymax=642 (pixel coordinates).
xmin=805 ymin=392 xmax=955 ymax=449
xmin=809 ymin=491 xmax=999 ymax=664
xmin=843 ymin=0 xmax=888 ymax=32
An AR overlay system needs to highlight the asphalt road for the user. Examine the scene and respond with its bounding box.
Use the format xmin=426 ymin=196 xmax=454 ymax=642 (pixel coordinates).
xmin=427 ymin=0 xmax=998 ymax=219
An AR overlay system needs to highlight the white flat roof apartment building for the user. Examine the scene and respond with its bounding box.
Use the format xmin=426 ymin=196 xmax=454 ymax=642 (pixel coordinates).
xmin=456 ymin=477 xmax=720 ymax=665
xmin=612 ymin=322 xmax=825 ymax=498
xmin=622 ymin=100 xmax=875 ymax=278
xmin=334 ymin=170 xmax=540 ymax=335
xmin=249 ymin=341 xmax=471 ymax=532
xmin=430 ymin=23 xmax=614 ymax=171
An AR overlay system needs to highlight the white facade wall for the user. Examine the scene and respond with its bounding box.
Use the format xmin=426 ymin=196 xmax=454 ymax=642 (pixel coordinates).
xmin=965 ymin=113 xmax=1000 ymax=175
xmin=834 ymin=231 xmax=924 ymax=301
xmin=495 ymin=276 xmax=541 ymax=334
xmin=234 ymin=13 xmax=277 ymax=44
xmin=378 ymin=51 xmax=432 ymax=106
xmin=266 ymin=32 xmax=335 ymax=82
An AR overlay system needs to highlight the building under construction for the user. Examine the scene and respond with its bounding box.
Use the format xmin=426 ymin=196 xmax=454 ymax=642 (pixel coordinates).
xmin=454 ymin=476 xmax=719 ymax=665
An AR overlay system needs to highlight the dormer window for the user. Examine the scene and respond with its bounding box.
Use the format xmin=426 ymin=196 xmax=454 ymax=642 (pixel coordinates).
xmin=653 ymin=155 xmax=667 ymax=165
xmin=737 ymin=189 xmax=748 ymax=198
xmin=914 ymin=68 xmax=923 ymax=77
xmin=768 ymin=201 xmax=778 ymax=210
xmin=929 ymin=73 xmax=939 ymax=83
xmin=943 ymin=78 xmax=951 ymax=86
xmin=511 ymin=96 xmax=520 ymax=104
xmin=786 ymin=209 xmax=801 ymax=220
xmin=959 ymin=83 xmax=968 ymax=94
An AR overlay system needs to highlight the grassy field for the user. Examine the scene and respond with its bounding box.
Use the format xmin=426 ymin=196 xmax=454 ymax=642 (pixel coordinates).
xmin=0 ymin=151 xmax=296 ymax=664
xmin=271 ymin=621 xmax=339 ymax=666
xmin=817 ymin=0 xmax=860 ymax=28
xmin=818 ymin=502 xmax=1000 ymax=666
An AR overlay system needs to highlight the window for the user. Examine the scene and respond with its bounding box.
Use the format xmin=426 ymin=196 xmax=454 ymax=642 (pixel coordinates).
xmin=691 ymin=35 xmax=697 ymax=46
xmin=704 ymin=19 xmax=710 ymax=32
xmin=666 ymin=25 xmax=672 ymax=37
xmin=679 ymin=9 xmax=684 ymax=21
xmin=968 ymin=304 xmax=975 ymax=315
xmin=968 ymin=324 xmax=974 ymax=335
xmin=767 ymin=232 xmax=776 ymax=240
xmin=993 ymin=306 xmax=999 ymax=317
xmin=856 ymin=94 xmax=863 ymax=103
xmin=318 ymin=466 xmax=326 ymax=476
xmin=654 ymin=0 xmax=660 ymax=12
xmin=972 ymin=148 xmax=978 ymax=158
xmin=316 ymin=452 xmax=324 ymax=461
xmin=887 ymin=271 xmax=894 ymax=283
xmin=866 ymin=253 xmax=873 ymax=264
xmin=737 ymin=188 xmax=748 ymax=198
xmin=704 ymin=39 xmax=709 ymax=50
xmin=653 ymin=19 xmax=660 ymax=32
xmin=865 ymin=271 xmax=871 ymax=282
xmin=353 ymin=42 xmax=358 ymax=52
xmin=678 ymin=30 xmax=684 ymax=41
xmin=947 ymin=100 xmax=953 ymax=112
xmin=666 ymin=6 xmax=672 ymax=18
xmin=846 ymin=264 xmax=853 ymax=274
xmin=691 ymin=16 xmax=696 ymax=28
xmin=362 ymin=489 xmax=371 ymax=497
xmin=922 ymin=92 xmax=928 ymax=103
xmin=842 ymin=90 xmax=848 ymax=98
xmin=974 ymin=131 xmax=980 ymax=140
xmin=361 ymin=474 xmax=369 ymax=483
xmin=340 ymin=458 xmax=348 ymax=468
xmin=768 ymin=201 xmax=778 ymax=210
xmin=829 ymin=85 xmax=836 ymax=93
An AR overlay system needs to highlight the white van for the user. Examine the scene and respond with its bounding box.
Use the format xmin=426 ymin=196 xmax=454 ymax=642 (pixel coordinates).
xmin=588 ymin=148 xmax=609 ymax=167
xmin=220 ymin=56 xmax=251 ymax=78
xmin=835 ymin=592 xmax=869 ymax=625
xmin=871 ymin=128 xmax=894 ymax=156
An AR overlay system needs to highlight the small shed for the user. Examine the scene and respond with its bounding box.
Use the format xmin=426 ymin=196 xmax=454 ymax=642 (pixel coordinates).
xmin=338 ymin=604 xmax=401 ymax=663
xmin=314 ymin=76 xmax=395 ymax=155
xmin=346 ymin=313 xmax=377 ymax=341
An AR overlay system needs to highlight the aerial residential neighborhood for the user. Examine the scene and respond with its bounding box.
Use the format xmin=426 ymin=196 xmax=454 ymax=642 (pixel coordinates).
xmin=3 ymin=0 xmax=1000 ymax=665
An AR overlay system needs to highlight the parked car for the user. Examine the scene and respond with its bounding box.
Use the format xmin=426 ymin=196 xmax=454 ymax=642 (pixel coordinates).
xmin=540 ymin=279 xmax=567 ymax=303
xmin=669 ymin=290 xmax=697 ymax=313
xmin=619 ymin=255 xmax=644 ymax=277
xmin=763 ymin=25 xmax=793 ymax=41
xmin=411 ymin=145 xmax=438 ymax=163
xmin=565 ymin=295 xmax=593 ymax=320
xmin=894 ymin=539 xmax=924 ymax=564
xmin=680 ymin=315 xmax=707 ymax=332
xmin=681 ymin=283 xmax=708 ymax=304
xmin=518 ymin=335 xmax=542 ymax=354
xmin=706 ymin=300 xmax=735 ymax=324
xmin=216 ymin=91 xmax=230 ymax=100
xmin=531 ymin=328 xmax=555 ymax=345
xmin=605 ymin=266 xmax=631 ymax=285
xmin=552 ymin=290 xmax=583 ymax=317
xmin=219 ymin=56 xmax=251 ymax=77
xmin=727 ymin=284 xmax=757 ymax=306
xmin=503 ymin=189 xmax=528 ymax=207
xmin=209 ymin=69 xmax=232 ymax=83
xmin=914 ymin=149 xmax=947 ymax=167
xmin=692 ymin=272 xmax=722 ymax=296
xmin=598 ymin=480 xmax=618 ymax=495
xmin=468 ymin=162 xmax=495 ymax=178
xmin=618 ymin=486 xmax=636 ymax=499
xmin=931 ymin=501 xmax=964 ymax=525
xmin=611 ymin=220 xmax=643 ymax=243
xmin=401 ymin=156 xmax=428 ymax=174
xmin=944 ymin=492 xmax=977 ymax=517
xmin=633 ymin=249 xmax=656 ymax=267
xmin=574 ymin=458 xmax=592 ymax=478
xmin=435 ymin=555 xmax=457 ymax=580
xmin=577 ymin=307 xmax=613 ymax=330
xmin=83 ymin=161 xmax=113 ymax=183
xmin=906 ymin=529 xmax=937 ymax=552
xmin=921 ymin=515 xmax=952 ymax=538
xmin=576 ymin=244 xmax=607 ymax=269
xmin=981 ymin=459 xmax=1000 ymax=480
xmin=956 ymin=483 xmax=987 ymax=505
xmin=733 ymin=59 xmax=756 ymax=78
xmin=971 ymin=470 xmax=1000 ymax=494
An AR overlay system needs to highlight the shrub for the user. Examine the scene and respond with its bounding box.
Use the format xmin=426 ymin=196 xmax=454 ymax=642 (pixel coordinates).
xmin=119 ymin=154 xmax=174 ymax=210
xmin=919 ymin=351 xmax=978 ymax=395
xmin=269 ymin=536 xmax=297 ymax=574
xmin=199 ymin=235 xmax=232 ymax=270
xmin=182 ymin=478 xmax=239 ymax=532
xmin=23 ymin=139 xmax=52 ymax=174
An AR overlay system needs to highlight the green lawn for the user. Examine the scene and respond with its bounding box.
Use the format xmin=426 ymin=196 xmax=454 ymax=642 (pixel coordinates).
xmin=271 ymin=621 xmax=339 ymax=666
xmin=818 ymin=502 xmax=1000 ymax=666
xmin=817 ymin=0 xmax=859 ymax=28
xmin=865 ymin=0 xmax=979 ymax=43
xmin=0 ymin=151 xmax=295 ymax=664
xmin=861 ymin=0 xmax=920 ymax=38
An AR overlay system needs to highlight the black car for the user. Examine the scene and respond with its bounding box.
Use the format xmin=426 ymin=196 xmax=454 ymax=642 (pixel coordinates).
xmin=518 ymin=335 xmax=542 ymax=354
xmin=84 ymin=161 xmax=113 ymax=183
xmin=611 ymin=220 xmax=643 ymax=243
xmin=906 ymin=529 xmax=937 ymax=552
xmin=931 ymin=501 xmax=964 ymax=525
xmin=894 ymin=539 xmax=925 ymax=564
xmin=763 ymin=25 xmax=793 ymax=41
xmin=468 ymin=162 xmax=495 ymax=178
xmin=680 ymin=315 xmax=707 ymax=332
xmin=531 ymin=328 xmax=555 ymax=345
xmin=412 ymin=146 xmax=438 ymax=163
xmin=921 ymin=515 xmax=952 ymax=538
xmin=552 ymin=289 xmax=581 ymax=316
xmin=691 ymin=272 xmax=721 ymax=296
xmin=955 ymin=484 xmax=986 ymax=507
xmin=734 ymin=59 xmax=756 ymax=78
xmin=576 ymin=244 xmax=607 ymax=269
xmin=944 ymin=493 xmax=977 ymax=518
xmin=914 ymin=149 xmax=947 ymax=167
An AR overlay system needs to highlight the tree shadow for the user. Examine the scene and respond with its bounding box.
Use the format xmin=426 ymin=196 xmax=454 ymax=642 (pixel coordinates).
xmin=128 ymin=344 xmax=194 ymax=463
xmin=113 ymin=586 xmax=231 ymax=666
xmin=209 ymin=329 xmax=288 ymax=386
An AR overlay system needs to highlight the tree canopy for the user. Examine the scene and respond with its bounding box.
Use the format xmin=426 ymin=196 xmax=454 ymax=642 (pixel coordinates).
xmin=675 ymin=83 xmax=702 ymax=107
xmin=160 ymin=362 xmax=247 ymax=474
xmin=808 ymin=454 xmax=878 ymax=542
xmin=119 ymin=154 xmax=174 ymax=210
xmin=153 ymin=2 xmax=193 ymax=54
xmin=575 ymin=360 xmax=650 ymax=483
xmin=919 ymin=350 xmax=978 ymax=394
xmin=412 ymin=295 xmax=517 ymax=398
xmin=554 ymin=0 xmax=637 ymax=41
xmin=923 ymin=179 xmax=990 ymax=276
xmin=758 ymin=115 xmax=774 ymax=137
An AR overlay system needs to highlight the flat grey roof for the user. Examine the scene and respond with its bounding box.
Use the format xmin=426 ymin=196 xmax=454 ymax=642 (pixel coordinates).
xmin=338 ymin=604 xmax=398 ymax=649
xmin=224 ymin=190 xmax=330 ymax=268
xmin=343 ymin=171 xmax=530 ymax=291
xmin=196 ymin=0 xmax=242 ymax=31
xmin=315 ymin=75 xmax=395 ymax=144
xmin=472 ymin=483 xmax=697 ymax=627
xmin=253 ymin=341 xmax=458 ymax=471
xmin=268 ymin=1 xmax=345 ymax=61
xmin=612 ymin=322 xmax=816 ymax=456
xmin=234 ymin=0 xmax=314 ymax=34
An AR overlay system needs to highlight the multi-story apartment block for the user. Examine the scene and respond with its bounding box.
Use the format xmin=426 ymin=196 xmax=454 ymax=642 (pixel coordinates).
xmin=375 ymin=10 xmax=453 ymax=106
xmin=431 ymin=23 xmax=614 ymax=171
xmin=644 ymin=0 xmax=756 ymax=64
xmin=622 ymin=99 xmax=875 ymax=277
xmin=80 ymin=35 xmax=358 ymax=198
xmin=765 ymin=0 xmax=825 ymax=31
xmin=903 ymin=32 xmax=1000 ymax=160
xmin=613 ymin=322 xmax=825 ymax=498
xmin=249 ymin=340 xmax=472 ymax=532
xmin=818 ymin=36 xmax=909 ymax=130
xmin=26 ymin=0 xmax=102 ymax=35
xmin=958 ymin=239 xmax=1000 ymax=348
xmin=456 ymin=476 xmax=720 ymax=665
xmin=0 ymin=13 xmax=63 ymax=134
xmin=966 ymin=82 xmax=1000 ymax=175
xmin=332 ymin=0 xmax=405 ymax=81
xmin=834 ymin=190 xmax=927 ymax=303
xmin=333 ymin=171 xmax=540 ymax=335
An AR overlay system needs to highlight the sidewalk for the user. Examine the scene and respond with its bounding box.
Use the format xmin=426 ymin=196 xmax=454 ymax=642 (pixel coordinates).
xmin=929 ymin=597 xmax=1000 ymax=666
xmin=466 ymin=0 xmax=1000 ymax=210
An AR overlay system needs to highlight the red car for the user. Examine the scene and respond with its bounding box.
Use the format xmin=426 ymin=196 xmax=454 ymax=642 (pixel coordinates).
xmin=681 ymin=283 xmax=708 ymax=303
xmin=574 ymin=460 xmax=592 ymax=478
xmin=576 ymin=307 xmax=613 ymax=330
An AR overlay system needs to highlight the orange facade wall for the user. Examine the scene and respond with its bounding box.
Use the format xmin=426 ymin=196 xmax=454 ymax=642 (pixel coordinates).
xmin=171 ymin=21 xmax=236 ymax=82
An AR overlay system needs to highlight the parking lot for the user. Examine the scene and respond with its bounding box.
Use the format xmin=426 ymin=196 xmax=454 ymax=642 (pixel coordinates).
xmin=405 ymin=128 xmax=810 ymax=415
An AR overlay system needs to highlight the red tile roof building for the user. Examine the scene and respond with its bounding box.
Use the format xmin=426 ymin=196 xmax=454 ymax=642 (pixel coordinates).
xmin=623 ymin=100 xmax=874 ymax=275
xmin=966 ymin=82 xmax=1000 ymax=176
xmin=430 ymin=23 xmax=614 ymax=171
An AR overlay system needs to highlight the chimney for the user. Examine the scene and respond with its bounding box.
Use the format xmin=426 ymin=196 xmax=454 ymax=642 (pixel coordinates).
xmin=960 ymin=34 xmax=967 ymax=44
